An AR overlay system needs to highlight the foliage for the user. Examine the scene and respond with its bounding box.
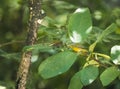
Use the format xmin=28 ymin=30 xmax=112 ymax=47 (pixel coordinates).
xmin=37 ymin=7 xmax=120 ymax=89
xmin=38 ymin=51 xmax=77 ymax=79
xmin=0 ymin=0 xmax=120 ymax=89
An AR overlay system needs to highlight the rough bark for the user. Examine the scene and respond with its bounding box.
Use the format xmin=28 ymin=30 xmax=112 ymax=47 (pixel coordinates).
xmin=16 ymin=0 xmax=43 ymax=89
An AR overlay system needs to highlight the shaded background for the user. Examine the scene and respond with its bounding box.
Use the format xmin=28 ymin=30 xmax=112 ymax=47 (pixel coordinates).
xmin=0 ymin=0 xmax=120 ymax=89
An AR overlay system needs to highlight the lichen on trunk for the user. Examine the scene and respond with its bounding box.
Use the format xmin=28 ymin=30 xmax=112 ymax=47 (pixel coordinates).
xmin=16 ymin=0 xmax=43 ymax=89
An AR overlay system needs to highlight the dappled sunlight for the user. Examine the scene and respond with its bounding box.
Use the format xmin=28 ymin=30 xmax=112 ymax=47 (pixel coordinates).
xmin=86 ymin=26 xmax=92 ymax=34
xmin=74 ymin=8 xmax=87 ymax=13
xmin=111 ymin=45 xmax=120 ymax=54
xmin=70 ymin=31 xmax=82 ymax=43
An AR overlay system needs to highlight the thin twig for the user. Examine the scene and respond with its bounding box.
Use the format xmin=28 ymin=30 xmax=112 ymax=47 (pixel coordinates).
xmin=0 ymin=41 xmax=24 ymax=48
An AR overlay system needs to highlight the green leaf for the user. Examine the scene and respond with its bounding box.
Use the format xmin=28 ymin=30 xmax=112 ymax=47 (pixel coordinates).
xmin=0 ymin=49 xmax=21 ymax=60
xmin=38 ymin=51 xmax=77 ymax=79
xmin=53 ymin=1 xmax=77 ymax=10
xmin=22 ymin=44 xmax=52 ymax=52
xmin=96 ymin=23 xmax=117 ymax=43
xmin=111 ymin=45 xmax=120 ymax=65
xmin=100 ymin=66 xmax=120 ymax=86
xmin=89 ymin=41 xmax=97 ymax=52
xmin=68 ymin=8 xmax=92 ymax=43
xmin=89 ymin=23 xmax=117 ymax=52
xmin=93 ymin=52 xmax=111 ymax=60
xmin=68 ymin=72 xmax=83 ymax=89
xmin=80 ymin=65 xmax=99 ymax=85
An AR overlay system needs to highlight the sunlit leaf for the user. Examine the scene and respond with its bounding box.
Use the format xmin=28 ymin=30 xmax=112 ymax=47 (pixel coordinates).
xmin=68 ymin=8 xmax=92 ymax=43
xmin=93 ymin=52 xmax=111 ymax=60
xmin=0 ymin=85 xmax=6 ymax=89
xmin=89 ymin=41 xmax=97 ymax=52
xmin=111 ymin=45 xmax=120 ymax=65
xmin=68 ymin=72 xmax=83 ymax=89
xmin=100 ymin=66 xmax=120 ymax=86
xmin=80 ymin=65 xmax=99 ymax=85
xmin=69 ymin=45 xmax=88 ymax=55
xmin=38 ymin=51 xmax=77 ymax=79
xmin=84 ymin=60 xmax=99 ymax=67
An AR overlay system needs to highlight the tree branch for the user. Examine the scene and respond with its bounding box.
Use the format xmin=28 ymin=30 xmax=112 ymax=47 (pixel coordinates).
xmin=16 ymin=0 xmax=43 ymax=89
xmin=0 ymin=41 xmax=24 ymax=48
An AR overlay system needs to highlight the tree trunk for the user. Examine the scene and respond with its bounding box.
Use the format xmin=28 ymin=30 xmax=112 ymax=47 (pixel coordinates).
xmin=16 ymin=0 xmax=43 ymax=89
